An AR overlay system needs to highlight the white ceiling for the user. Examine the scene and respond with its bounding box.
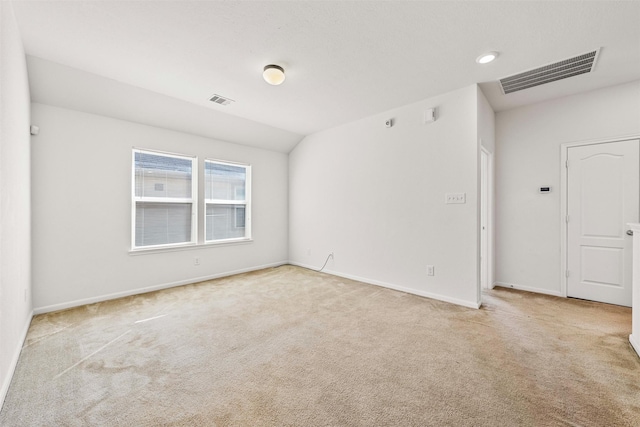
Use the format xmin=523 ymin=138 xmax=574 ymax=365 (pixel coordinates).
xmin=12 ymin=1 xmax=640 ymax=153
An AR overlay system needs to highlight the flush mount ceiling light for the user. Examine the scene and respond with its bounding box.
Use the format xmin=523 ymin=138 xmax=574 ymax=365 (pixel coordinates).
xmin=263 ymin=64 xmax=286 ymax=85
xmin=476 ymin=51 xmax=499 ymax=64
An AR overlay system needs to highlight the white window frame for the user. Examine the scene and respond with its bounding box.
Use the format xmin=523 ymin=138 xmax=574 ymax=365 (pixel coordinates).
xmin=204 ymin=159 xmax=251 ymax=244
xmin=131 ymin=148 xmax=198 ymax=250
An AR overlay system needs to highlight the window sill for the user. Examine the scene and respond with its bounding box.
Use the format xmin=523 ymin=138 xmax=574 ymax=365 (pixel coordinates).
xmin=129 ymin=238 xmax=253 ymax=256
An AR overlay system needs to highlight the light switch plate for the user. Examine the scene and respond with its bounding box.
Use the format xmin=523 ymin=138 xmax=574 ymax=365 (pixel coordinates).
xmin=445 ymin=193 xmax=466 ymax=204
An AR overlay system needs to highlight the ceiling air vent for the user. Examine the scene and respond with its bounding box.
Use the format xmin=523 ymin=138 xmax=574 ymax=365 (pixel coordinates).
xmin=209 ymin=94 xmax=235 ymax=106
xmin=499 ymin=49 xmax=600 ymax=95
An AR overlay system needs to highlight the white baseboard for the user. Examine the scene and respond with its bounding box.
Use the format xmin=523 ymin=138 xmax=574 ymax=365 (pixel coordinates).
xmin=289 ymin=261 xmax=480 ymax=309
xmin=494 ymin=281 xmax=564 ymax=297
xmin=34 ymin=261 xmax=288 ymax=315
xmin=1 ymin=310 xmax=33 ymax=410
xmin=630 ymin=334 xmax=640 ymax=359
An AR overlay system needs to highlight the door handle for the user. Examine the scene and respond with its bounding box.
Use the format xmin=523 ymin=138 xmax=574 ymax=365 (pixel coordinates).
xmin=627 ymin=229 xmax=634 ymax=236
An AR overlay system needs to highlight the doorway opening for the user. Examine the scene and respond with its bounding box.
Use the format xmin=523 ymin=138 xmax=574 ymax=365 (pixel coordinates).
xmin=480 ymin=147 xmax=494 ymax=294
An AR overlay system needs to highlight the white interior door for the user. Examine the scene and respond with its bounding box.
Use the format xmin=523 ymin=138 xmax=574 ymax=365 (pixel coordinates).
xmin=567 ymin=139 xmax=639 ymax=307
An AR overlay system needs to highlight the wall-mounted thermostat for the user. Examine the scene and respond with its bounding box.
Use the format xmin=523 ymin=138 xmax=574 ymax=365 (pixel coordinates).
xmin=385 ymin=118 xmax=393 ymax=128
xmin=539 ymin=186 xmax=551 ymax=193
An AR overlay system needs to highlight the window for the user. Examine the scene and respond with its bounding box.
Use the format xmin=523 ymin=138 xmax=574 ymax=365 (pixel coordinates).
xmin=205 ymin=160 xmax=251 ymax=242
xmin=132 ymin=149 xmax=197 ymax=249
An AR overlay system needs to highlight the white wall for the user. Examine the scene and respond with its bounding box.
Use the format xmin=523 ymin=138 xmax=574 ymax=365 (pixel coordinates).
xmin=0 ymin=1 xmax=32 ymax=407
xmin=495 ymin=80 xmax=640 ymax=295
xmin=31 ymin=103 xmax=289 ymax=312
xmin=477 ymin=87 xmax=495 ymax=154
xmin=289 ymin=85 xmax=481 ymax=308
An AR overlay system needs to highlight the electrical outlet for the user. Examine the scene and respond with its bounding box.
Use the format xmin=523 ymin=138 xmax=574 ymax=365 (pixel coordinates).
xmin=445 ymin=193 xmax=466 ymax=204
xmin=427 ymin=265 xmax=435 ymax=276
xmin=194 ymin=257 xmax=200 ymax=266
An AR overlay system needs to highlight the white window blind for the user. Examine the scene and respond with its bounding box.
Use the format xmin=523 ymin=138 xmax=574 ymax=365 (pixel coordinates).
xmin=133 ymin=150 xmax=197 ymax=248
xmin=205 ymin=160 xmax=251 ymax=242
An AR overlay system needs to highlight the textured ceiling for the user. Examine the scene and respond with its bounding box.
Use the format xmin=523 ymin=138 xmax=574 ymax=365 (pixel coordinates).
xmin=11 ymin=1 xmax=640 ymax=152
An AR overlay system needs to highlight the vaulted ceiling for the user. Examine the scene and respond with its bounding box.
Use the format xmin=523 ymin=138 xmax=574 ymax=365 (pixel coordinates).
xmin=12 ymin=1 xmax=640 ymax=152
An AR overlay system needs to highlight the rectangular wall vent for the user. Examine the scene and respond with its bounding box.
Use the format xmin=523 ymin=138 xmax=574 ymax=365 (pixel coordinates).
xmin=209 ymin=94 xmax=235 ymax=106
xmin=499 ymin=49 xmax=600 ymax=95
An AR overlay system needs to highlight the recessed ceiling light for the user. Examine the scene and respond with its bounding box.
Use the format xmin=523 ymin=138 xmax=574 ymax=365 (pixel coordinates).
xmin=263 ymin=64 xmax=286 ymax=85
xmin=476 ymin=51 xmax=499 ymax=64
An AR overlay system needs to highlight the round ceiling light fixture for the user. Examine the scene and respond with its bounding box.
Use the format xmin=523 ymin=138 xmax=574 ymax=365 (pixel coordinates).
xmin=263 ymin=64 xmax=286 ymax=85
xmin=476 ymin=51 xmax=499 ymax=64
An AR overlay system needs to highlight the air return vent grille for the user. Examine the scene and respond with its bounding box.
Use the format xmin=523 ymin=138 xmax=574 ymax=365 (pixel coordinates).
xmin=209 ymin=94 xmax=234 ymax=106
xmin=499 ymin=49 xmax=600 ymax=94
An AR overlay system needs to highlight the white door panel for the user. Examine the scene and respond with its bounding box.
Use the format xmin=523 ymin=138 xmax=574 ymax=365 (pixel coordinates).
xmin=567 ymin=140 xmax=639 ymax=307
xmin=580 ymin=246 xmax=623 ymax=286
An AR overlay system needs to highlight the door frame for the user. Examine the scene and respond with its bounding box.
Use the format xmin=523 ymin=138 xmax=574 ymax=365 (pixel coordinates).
xmin=559 ymin=133 xmax=640 ymax=298
xmin=480 ymin=146 xmax=495 ymax=291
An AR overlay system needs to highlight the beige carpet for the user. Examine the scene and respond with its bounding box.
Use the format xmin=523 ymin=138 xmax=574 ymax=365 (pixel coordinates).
xmin=1 ymin=265 xmax=639 ymax=426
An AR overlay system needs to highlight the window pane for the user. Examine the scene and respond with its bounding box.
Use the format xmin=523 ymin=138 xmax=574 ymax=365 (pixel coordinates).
xmin=205 ymin=162 xmax=246 ymax=201
xmin=135 ymin=202 xmax=192 ymax=247
xmin=135 ymin=152 xmax=192 ymax=198
xmin=206 ymin=204 xmax=246 ymax=241
xmin=235 ymin=205 xmax=246 ymax=228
